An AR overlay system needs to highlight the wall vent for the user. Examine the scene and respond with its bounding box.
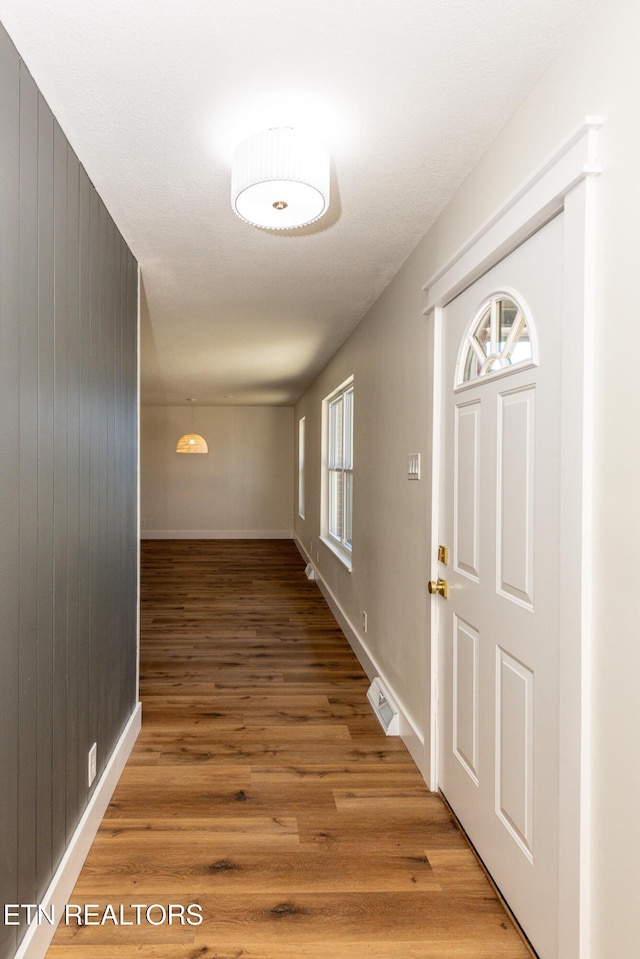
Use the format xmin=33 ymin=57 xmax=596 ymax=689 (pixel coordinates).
xmin=304 ymin=563 xmax=316 ymax=580
xmin=367 ymin=678 xmax=400 ymax=735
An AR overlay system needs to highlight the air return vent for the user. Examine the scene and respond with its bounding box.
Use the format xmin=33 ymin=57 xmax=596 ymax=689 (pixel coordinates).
xmin=367 ymin=678 xmax=400 ymax=736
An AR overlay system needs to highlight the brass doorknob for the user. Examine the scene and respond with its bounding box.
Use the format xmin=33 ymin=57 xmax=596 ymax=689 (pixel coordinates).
xmin=428 ymin=578 xmax=449 ymax=598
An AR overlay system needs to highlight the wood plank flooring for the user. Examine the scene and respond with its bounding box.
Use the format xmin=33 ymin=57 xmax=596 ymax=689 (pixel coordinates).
xmin=46 ymin=539 xmax=531 ymax=959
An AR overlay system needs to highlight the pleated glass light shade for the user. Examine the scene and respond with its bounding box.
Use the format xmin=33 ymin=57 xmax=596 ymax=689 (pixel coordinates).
xmin=176 ymin=433 xmax=209 ymax=454
xmin=231 ymin=128 xmax=330 ymax=229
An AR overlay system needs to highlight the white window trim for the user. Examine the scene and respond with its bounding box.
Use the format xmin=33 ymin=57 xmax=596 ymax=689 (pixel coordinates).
xmin=320 ymin=376 xmax=354 ymax=571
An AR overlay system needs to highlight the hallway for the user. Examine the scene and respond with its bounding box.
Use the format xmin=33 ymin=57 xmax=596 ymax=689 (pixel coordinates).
xmin=47 ymin=539 xmax=531 ymax=958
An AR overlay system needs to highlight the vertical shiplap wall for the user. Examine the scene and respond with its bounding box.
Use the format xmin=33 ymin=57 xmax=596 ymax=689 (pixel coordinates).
xmin=0 ymin=24 xmax=138 ymax=959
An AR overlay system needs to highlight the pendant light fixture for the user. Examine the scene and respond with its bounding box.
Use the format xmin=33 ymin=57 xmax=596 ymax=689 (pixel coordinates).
xmin=176 ymin=398 xmax=208 ymax=454
xmin=231 ymin=127 xmax=330 ymax=230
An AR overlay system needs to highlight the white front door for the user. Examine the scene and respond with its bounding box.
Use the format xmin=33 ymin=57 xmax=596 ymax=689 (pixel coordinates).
xmin=438 ymin=213 xmax=564 ymax=958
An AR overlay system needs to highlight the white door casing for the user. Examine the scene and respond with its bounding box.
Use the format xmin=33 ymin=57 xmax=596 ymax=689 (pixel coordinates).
xmin=424 ymin=120 xmax=600 ymax=959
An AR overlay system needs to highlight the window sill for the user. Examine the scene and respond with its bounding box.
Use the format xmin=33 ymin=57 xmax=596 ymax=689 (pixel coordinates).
xmin=320 ymin=535 xmax=352 ymax=572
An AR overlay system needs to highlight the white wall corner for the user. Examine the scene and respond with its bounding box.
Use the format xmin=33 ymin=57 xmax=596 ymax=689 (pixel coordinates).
xmin=14 ymin=703 xmax=142 ymax=959
xmin=293 ymin=535 xmax=427 ymax=780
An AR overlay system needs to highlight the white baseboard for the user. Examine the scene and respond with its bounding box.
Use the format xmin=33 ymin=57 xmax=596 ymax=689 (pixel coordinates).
xmin=293 ymin=537 xmax=427 ymax=780
xmin=141 ymin=529 xmax=293 ymax=540
xmin=14 ymin=703 xmax=142 ymax=959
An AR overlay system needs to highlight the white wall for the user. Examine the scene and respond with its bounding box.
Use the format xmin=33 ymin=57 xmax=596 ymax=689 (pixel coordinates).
xmin=295 ymin=0 xmax=640 ymax=953
xmin=141 ymin=405 xmax=294 ymax=537
xmin=294 ymin=249 xmax=432 ymax=763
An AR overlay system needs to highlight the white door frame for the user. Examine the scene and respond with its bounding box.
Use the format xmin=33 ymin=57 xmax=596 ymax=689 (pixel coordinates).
xmin=424 ymin=118 xmax=601 ymax=959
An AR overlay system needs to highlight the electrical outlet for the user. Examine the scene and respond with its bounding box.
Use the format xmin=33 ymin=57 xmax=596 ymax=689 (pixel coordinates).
xmin=362 ymin=610 xmax=368 ymax=633
xmin=88 ymin=743 xmax=97 ymax=788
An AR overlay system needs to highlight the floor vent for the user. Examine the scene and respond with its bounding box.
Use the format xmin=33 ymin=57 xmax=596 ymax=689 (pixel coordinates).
xmin=367 ymin=678 xmax=400 ymax=735
xmin=304 ymin=563 xmax=316 ymax=580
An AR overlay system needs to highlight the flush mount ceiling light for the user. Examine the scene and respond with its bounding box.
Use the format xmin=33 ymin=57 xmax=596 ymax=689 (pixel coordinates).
xmin=231 ymin=127 xmax=330 ymax=230
xmin=176 ymin=398 xmax=209 ymax=454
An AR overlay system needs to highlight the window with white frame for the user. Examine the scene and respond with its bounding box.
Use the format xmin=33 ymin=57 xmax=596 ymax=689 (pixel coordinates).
xmin=298 ymin=416 xmax=305 ymax=519
xmin=322 ymin=378 xmax=353 ymax=564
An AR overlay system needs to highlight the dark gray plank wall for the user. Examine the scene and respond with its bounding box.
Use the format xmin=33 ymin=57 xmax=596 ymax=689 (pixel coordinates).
xmin=77 ymin=167 xmax=92 ymax=820
xmin=36 ymin=86 xmax=56 ymax=901
xmin=0 ymin=24 xmax=21 ymax=959
xmin=17 ymin=58 xmax=39 ymax=917
xmin=0 ymin=22 xmax=138 ymax=959
xmin=65 ymin=144 xmax=81 ymax=845
xmin=53 ymin=116 xmax=70 ymax=878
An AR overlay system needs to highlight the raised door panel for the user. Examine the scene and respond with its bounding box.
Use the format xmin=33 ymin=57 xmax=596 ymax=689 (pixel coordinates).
xmin=453 ymin=616 xmax=480 ymax=785
xmin=454 ymin=401 xmax=481 ymax=581
xmin=497 ymin=388 xmax=535 ymax=609
xmin=496 ymin=648 xmax=534 ymax=860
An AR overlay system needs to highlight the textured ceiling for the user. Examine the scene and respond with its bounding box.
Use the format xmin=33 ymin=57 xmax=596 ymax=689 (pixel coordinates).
xmin=0 ymin=0 xmax=594 ymax=405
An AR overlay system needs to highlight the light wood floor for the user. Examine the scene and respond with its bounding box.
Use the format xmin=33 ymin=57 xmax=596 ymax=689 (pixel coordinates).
xmin=47 ymin=539 xmax=531 ymax=958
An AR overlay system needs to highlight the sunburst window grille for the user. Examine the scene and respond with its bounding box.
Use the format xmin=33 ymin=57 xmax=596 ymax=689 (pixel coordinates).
xmin=456 ymin=293 xmax=536 ymax=388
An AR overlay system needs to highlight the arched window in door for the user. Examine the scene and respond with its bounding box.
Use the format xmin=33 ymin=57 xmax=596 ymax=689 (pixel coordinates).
xmin=455 ymin=291 xmax=537 ymax=388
